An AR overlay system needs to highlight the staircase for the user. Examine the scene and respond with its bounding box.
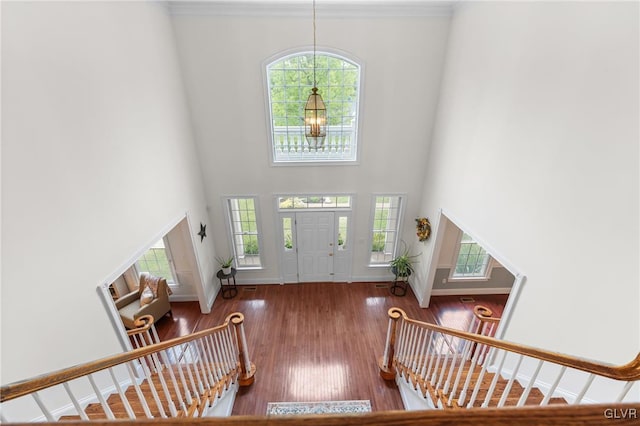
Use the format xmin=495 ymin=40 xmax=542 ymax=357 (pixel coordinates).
xmin=1 ymin=308 xmax=639 ymax=424
xmin=379 ymin=307 xmax=640 ymax=411
xmin=57 ymin=362 xmax=235 ymax=420
xmin=401 ymin=359 xmax=567 ymax=409
xmin=0 ymin=312 xmax=255 ymax=422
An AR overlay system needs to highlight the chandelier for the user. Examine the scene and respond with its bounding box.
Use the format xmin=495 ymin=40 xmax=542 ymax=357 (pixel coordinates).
xmin=304 ymin=0 xmax=326 ymax=150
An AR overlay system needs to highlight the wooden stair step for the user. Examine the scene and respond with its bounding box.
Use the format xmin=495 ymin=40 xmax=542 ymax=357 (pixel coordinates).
xmin=424 ymin=360 xmax=569 ymax=409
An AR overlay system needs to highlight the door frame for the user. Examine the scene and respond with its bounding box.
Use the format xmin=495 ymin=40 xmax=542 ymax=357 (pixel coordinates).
xmin=422 ymin=208 xmax=525 ymax=340
xmin=97 ymin=212 xmax=207 ymax=351
xmin=275 ymin=195 xmax=354 ymax=284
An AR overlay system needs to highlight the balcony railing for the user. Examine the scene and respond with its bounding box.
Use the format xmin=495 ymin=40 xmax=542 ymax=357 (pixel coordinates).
xmin=272 ymin=126 xmax=356 ymax=162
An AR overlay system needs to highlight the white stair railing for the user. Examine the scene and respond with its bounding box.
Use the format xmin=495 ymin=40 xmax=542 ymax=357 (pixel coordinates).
xmin=0 ymin=312 xmax=256 ymax=422
xmin=379 ymin=307 xmax=640 ymax=410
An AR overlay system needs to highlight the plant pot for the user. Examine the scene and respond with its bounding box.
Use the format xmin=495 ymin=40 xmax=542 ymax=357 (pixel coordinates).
xmin=222 ymin=266 xmax=232 ymax=275
xmin=391 ymin=266 xmax=411 ymax=279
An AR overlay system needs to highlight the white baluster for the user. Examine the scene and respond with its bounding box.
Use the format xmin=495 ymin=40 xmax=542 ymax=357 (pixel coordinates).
xmin=63 ymin=382 xmax=90 ymax=421
xmin=127 ymin=362 xmax=153 ymax=418
xmin=108 ymin=367 xmax=136 ymax=418
xmin=497 ymin=354 xmax=523 ymax=408
xmin=418 ymin=329 xmax=433 ymax=378
xmin=158 ymin=348 xmax=187 ymax=414
xmin=517 ymin=359 xmax=543 ymax=407
xmin=458 ymin=335 xmax=483 ymax=406
xmin=430 ymin=333 xmax=448 ymax=386
xmin=467 ymin=347 xmax=495 ymax=408
xmin=482 ymin=350 xmax=508 ymax=408
xmin=204 ymin=334 xmax=223 ymax=384
xmin=382 ymin=317 xmax=394 ymax=370
xmin=168 ymin=345 xmax=193 ymax=406
xmin=189 ymin=341 xmax=211 ymax=392
xmin=616 ymin=381 xmax=634 ymax=402
xmin=137 ymin=355 xmax=168 ymax=418
xmin=395 ymin=321 xmax=408 ymax=368
xmin=448 ymin=335 xmax=475 ymax=404
xmin=175 ymin=347 xmax=200 ymax=406
xmin=31 ymin=392 xmax=55 ymax=422
xmin=410 ymin=328 xmax=425 ymax=375
xmin=541 ymin=366 xmax=566 ymax=405
xmin=87 ymin=373 xmax=115 ymax=419
xmin=573 ymin=373 xmax=595 ymax=404
xmin=435 ymin=335 xmax=454 ymax=390
xmin=150 ymin=354 xmax=178 ymax=417
xmin=197 ymin=338 xmax=215 ymax=387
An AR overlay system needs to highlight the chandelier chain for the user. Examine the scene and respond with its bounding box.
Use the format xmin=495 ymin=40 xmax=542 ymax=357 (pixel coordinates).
xmin=313 ymin=0 xmax=317 ymax=87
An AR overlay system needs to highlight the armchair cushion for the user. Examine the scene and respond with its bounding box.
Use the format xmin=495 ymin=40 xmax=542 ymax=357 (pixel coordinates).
xmin=117 ymin=273 xmax=172 ymax=329
xmin=140 ymin=286 xmax=154 ymax=306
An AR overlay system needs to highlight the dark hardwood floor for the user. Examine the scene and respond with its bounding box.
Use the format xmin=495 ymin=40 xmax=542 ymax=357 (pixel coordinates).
xmin=153 ymin=282 xmax=508 ymax=416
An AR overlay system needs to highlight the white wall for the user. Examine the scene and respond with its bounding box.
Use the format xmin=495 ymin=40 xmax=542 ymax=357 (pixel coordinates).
xmin=418 ymin=1 xmax=639 ymax=369
xmin=170 ymin=7 xmax=451 ymax=283
xmin=1 ymin=0 xmax=214 ymax=395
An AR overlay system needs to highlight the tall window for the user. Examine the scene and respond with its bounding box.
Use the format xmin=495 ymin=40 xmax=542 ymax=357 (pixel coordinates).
xmin=452 ymin=232 xmax=491 ymax=279
xmin=370 ymin=196 xmax=403 ymax=265
xmin=266 ymin=51 xmax=361 ymax=163
xmin=225 ymin=197 xmax=262 ymax=269
xmin=136 ymin=238 xmax=177 ymax=284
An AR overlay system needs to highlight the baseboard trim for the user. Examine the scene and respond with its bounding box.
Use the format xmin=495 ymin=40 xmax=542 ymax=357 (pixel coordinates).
xmin=169 ymin=294 xmax=200 ymax=302
xmin=430 ymin=287 xmax=512 ymax=296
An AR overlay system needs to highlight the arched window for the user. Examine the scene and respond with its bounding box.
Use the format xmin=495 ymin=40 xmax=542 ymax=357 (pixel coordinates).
xmin=266 ymin=51 xmax=361 ymax=164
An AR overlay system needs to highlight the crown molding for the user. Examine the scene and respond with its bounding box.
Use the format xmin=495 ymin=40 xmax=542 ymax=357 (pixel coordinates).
xmin=167 ymin=1 xmax=455 ymax=18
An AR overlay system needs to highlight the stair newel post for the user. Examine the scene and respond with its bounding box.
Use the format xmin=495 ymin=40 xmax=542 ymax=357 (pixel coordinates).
xmin=229 ymin=313 xmax=256 ymax=386
xmin=379 ymin=308 xmax=403 ymax=380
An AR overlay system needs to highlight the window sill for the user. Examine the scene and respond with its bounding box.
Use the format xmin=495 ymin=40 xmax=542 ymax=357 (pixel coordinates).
xmin=369 ymin=264 xmax=391 ymax=269
xmin=446 ymin=277 xmax=490 ymax=283
xmin=236 ymin=267 xmax=264 ymax=272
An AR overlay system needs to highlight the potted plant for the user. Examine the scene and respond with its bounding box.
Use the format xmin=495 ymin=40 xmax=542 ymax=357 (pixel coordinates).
xmin=216 ymin=255 xmax=234 ymax=275
xmin=389 ymin=242 xmax=419 ymax=281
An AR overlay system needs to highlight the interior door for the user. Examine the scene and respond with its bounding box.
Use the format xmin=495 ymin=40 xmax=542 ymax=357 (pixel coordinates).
xmin=296 ymin=211 xmax=334 ymax=282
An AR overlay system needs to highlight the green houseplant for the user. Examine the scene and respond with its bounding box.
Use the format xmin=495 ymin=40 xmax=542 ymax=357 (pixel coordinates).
xmin=389 ymin=242 xmax=419 ymax=280
xmin=216 ymin=255 xmax=234 ymax=275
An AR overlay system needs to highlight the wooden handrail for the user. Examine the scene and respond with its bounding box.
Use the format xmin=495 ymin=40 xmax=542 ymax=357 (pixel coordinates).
xmin=5 ymin=403 xmax=639 ymax=425
xmin=387 ymin=307 xmax=640 ymax=381
xmin=473 ymin=305 xmax=500 ymax=324
xmin=125 ymin=314 xmax=155 ymax=336
xmin=0 ymin=312 xmax=247 ymax=403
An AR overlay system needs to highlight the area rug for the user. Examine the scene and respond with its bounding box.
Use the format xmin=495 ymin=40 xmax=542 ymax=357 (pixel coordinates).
xmin=266 ymin=400 xmax=371 ymax=415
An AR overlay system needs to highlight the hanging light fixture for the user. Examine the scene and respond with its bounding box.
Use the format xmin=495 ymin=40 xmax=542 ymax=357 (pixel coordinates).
xmin=304 ymin=0 xmax=326 ymax=150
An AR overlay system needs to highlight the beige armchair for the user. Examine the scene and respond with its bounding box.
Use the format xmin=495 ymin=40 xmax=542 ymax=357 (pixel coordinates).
xmin=116 ymin=273 xmax=172 ymax=329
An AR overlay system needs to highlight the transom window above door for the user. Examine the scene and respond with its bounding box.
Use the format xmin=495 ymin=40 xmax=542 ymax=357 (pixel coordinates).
xmin=266 ymin=51 xmax=361 ymax=164
xmin=277 ymin=195 xmax=352 ymax=210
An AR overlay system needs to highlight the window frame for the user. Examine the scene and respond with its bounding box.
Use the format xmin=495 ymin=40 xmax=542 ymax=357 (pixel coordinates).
xmin=223 ymin=196 xmax=264 ymax=270
xmin=276 ymin=194 xmax=353 ymax=211
xmin=368 ymin=194 xmax=405 ymax=267
xmin=264 ymin=47 xmax=363 ymax=166
xmin=135 ymin=237 xmax=179 ymax=287
xmin=449 ymin=230 xmax=493 ymax=281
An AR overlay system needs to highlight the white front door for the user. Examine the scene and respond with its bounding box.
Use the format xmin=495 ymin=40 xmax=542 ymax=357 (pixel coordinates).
xmin=296 ymin=211 xmax=334 ymax=282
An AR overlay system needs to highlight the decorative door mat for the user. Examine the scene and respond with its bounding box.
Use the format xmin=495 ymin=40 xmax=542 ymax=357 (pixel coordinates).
xmin=266 ymin=400 xmax=372 ymax=415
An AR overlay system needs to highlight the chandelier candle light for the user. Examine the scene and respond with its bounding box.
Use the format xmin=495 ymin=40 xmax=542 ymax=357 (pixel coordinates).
xmin=304 ymin=0 xmax=327 ymax=150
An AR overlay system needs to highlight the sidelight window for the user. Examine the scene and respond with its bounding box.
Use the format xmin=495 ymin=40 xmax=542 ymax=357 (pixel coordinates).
xmin=224 ymin=197 xmax=262 ymax=269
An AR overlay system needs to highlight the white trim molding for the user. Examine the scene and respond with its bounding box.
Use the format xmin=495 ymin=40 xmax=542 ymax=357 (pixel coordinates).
xmin=168 ymin=1 xmax=455 ymax=18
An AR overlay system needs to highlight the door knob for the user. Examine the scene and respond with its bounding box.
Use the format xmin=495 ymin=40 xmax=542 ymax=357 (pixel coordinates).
xmin=329 ymin=253 xmax=333 ymax=256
